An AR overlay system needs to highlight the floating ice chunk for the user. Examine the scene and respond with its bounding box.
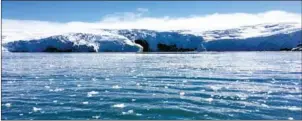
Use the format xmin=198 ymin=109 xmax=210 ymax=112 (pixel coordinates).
xmin=53 ymin=100 xmax=58 ymax=103
xmin=205 ymin=98 xmax=214 ymax=102
xmin=183 ymin=80 xmax=188 ymax=83
xmin=53 ymin=88 xmax=64 ymax=92
xmin=131 ymin=99 xmax=136 ymax=102
xmin=136 ymin=113 xmax=142 ymax=116
xmin=105 ymin=78 xmax=110 ymax=81
xmin=87 ymin=91 xmax=99 ymax=97
xmin=77 ymin=84 xmax=82 ymax=87
xmin=92 ymin=115 xmax=100 ymax=119
xmin=261 ymin=104 xmax=269 ymax=108
xmin=112 ymin=85 xmax=121 ymax=89
xmin=288 ymin=117 xmax=294 ymax=120
xmin=287 ymin=106 xmax=302 ymax=111
xmin=4 ymin=103 xmax=11 ymax=108
xmin=179 ymin=91 xmax=185 ymax=96
xmin=210 ymin=86 xmax=221 ymax=91
xmin=44 ymin=86 xmax=50 ymax=89
xmin=33 ymin=107 xmax=42 ymax=112
xmin=122 ymin=110 xmax=134 ymax=115
xmin=19 ymin=113 xmax=23 ymax=116
xmin=136 ymin=83 xmax=140 ymax=86
xmin=92 ymin=78 xmax=97 ymax=81
xmin=112 ymin=103 xmax=125 ymax=108
xmin=82 ymin=101 xmax=89 ymax=105
xmin=164 ymin=86 xmax=168 ymax=89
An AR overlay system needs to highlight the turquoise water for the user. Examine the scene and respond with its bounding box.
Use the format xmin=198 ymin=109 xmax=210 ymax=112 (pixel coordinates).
xmin=1 ymin=52 xmax=302 ymax=120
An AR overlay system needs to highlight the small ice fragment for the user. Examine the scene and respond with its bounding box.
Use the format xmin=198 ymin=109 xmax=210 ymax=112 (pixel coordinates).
xmin=112 ymin=103 xmax=125 ymax=108
xmin=136 ymin=83 xmax=140 ymax=86
xmin=179 ymin=91 xmax=185 ymax=96
xmin=136 ymin=113 xmax=142 ymax=116
xmin=210 ymin=86 xmax=221 ymax=91
xmin=288 ymin=117 xmax=294 ymax=120
xmin=164 ymin=86 xmax=168 ymax=89
xmin=53 ymin=100 xmax=58 ymax=103
xmin=288 ymin=106 xmax=301 ymax=111
xmin=48 ymin=78 xmax=54 ymax=81
xmin=105 ymin=78 xmax=110 ymax=81
xmin=261 ymin=104 xmax=269 ymax=108
xmin=33 ymin=107 xmax=42 ymax=112
xmin=4 ymin=103 xmax=11 ymax=108
xmin=44 ymin=86 xmax=50 ymax=89
xmin=77 ymin=84 xmax=82 ymax=87
xmin=205 ymin=98 xmax=213 ymax=102
xmin=35 ymin=77 xmax=39 ymax=79
xmin=87 ymin=91 xmax=99 ymax=97
xmin=92 ymin=115 xmax=100 ymax=119
xmin=82 ymin=101 xmax=89 ymax=105
xmin=92 ymin=78 xmax=97 ymax=81
xmin=112 ymin=85 xmax=121 ymax=89
xmin=54 ymin=88 xmax=64 ymax=92
xmin=19 ymin=113 xmax=23 ymax=116
xmin=128 ymin=110 xmax=133 ymax=113
xmin=132 ymin=99 xmax=136 ymax=102
xmin=183 ymin=80 xmax=188 ymax=83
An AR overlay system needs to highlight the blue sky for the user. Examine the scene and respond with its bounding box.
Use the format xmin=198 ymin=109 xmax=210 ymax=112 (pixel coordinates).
xmin=2 ymin=1 xmax=302 ymax=22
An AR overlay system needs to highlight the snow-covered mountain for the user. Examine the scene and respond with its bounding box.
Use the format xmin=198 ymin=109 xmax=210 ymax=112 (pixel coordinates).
xmin=2 ymin=22 xmax=301 ymax=52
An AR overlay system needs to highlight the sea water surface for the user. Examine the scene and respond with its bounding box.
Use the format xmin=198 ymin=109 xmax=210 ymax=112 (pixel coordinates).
xmin=1 ymin=52 xmax=302 ymax=120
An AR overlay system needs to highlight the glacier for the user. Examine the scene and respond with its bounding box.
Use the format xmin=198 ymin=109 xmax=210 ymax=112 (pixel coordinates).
xmin=2 ymin=22 xmax=301 ymax=52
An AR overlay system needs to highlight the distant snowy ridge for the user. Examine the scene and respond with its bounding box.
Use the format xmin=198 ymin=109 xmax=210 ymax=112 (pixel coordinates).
xmin=2 ymin=22 xmax=301 ymax=52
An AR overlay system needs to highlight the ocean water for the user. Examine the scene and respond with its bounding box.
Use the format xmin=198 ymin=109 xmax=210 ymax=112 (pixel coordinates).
xmin=1 ymin=52 xmax=302 ymax=120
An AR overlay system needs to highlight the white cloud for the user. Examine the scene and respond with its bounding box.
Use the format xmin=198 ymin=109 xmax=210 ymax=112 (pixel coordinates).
xmin=2 ymin=10 xmax=301 ymax=36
